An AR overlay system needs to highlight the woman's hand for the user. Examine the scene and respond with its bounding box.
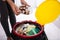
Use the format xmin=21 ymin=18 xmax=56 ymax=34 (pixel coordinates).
xmin=10 ymin=3 xmax=20 ymax=15
xmin=7 ymin=0 xmax=20 ymax=15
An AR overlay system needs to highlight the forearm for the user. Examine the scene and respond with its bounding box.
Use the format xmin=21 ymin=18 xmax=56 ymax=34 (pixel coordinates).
xmin=20 ymin=0 xmax=26 ymax=4
xmin=6 ymin=0 xmax=15 ymax=7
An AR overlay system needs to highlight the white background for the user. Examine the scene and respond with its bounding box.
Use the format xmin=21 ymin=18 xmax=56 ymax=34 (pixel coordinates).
xmin=0 ymin=0 xmax=60 ymax=40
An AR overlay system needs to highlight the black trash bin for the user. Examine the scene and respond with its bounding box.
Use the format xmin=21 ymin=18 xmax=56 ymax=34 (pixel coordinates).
xmin=11 ymin=21 xmax=48 ymax=40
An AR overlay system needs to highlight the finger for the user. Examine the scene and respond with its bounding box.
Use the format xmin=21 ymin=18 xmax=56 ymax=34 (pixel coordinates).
xmin=15 ymin=6 xmax=20 ymax=13
xmin=13 ymin=9 xmax=17 ymax=14
xmin=15 ymin=7 xmax=21 ymax=15
xmin=13 ymin=8 xmax=18 ymax=15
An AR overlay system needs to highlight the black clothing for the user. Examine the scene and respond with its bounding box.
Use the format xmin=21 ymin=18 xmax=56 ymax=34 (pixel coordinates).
xmin=0 ymin=0 xmax=16 ymax=37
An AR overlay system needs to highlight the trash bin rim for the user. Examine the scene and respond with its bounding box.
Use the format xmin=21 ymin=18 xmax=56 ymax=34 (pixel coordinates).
xmin=12 ymin=21 xmax=44 ymax=38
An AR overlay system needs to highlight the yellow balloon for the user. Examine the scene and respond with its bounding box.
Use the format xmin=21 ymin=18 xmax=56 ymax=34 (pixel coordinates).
xmin=35 ymin=0 xmax=60 ymax=25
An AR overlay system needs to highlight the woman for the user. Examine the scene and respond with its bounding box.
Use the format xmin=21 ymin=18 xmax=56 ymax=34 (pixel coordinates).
xmin=0 ymin=0 xmax=29 ymax=40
